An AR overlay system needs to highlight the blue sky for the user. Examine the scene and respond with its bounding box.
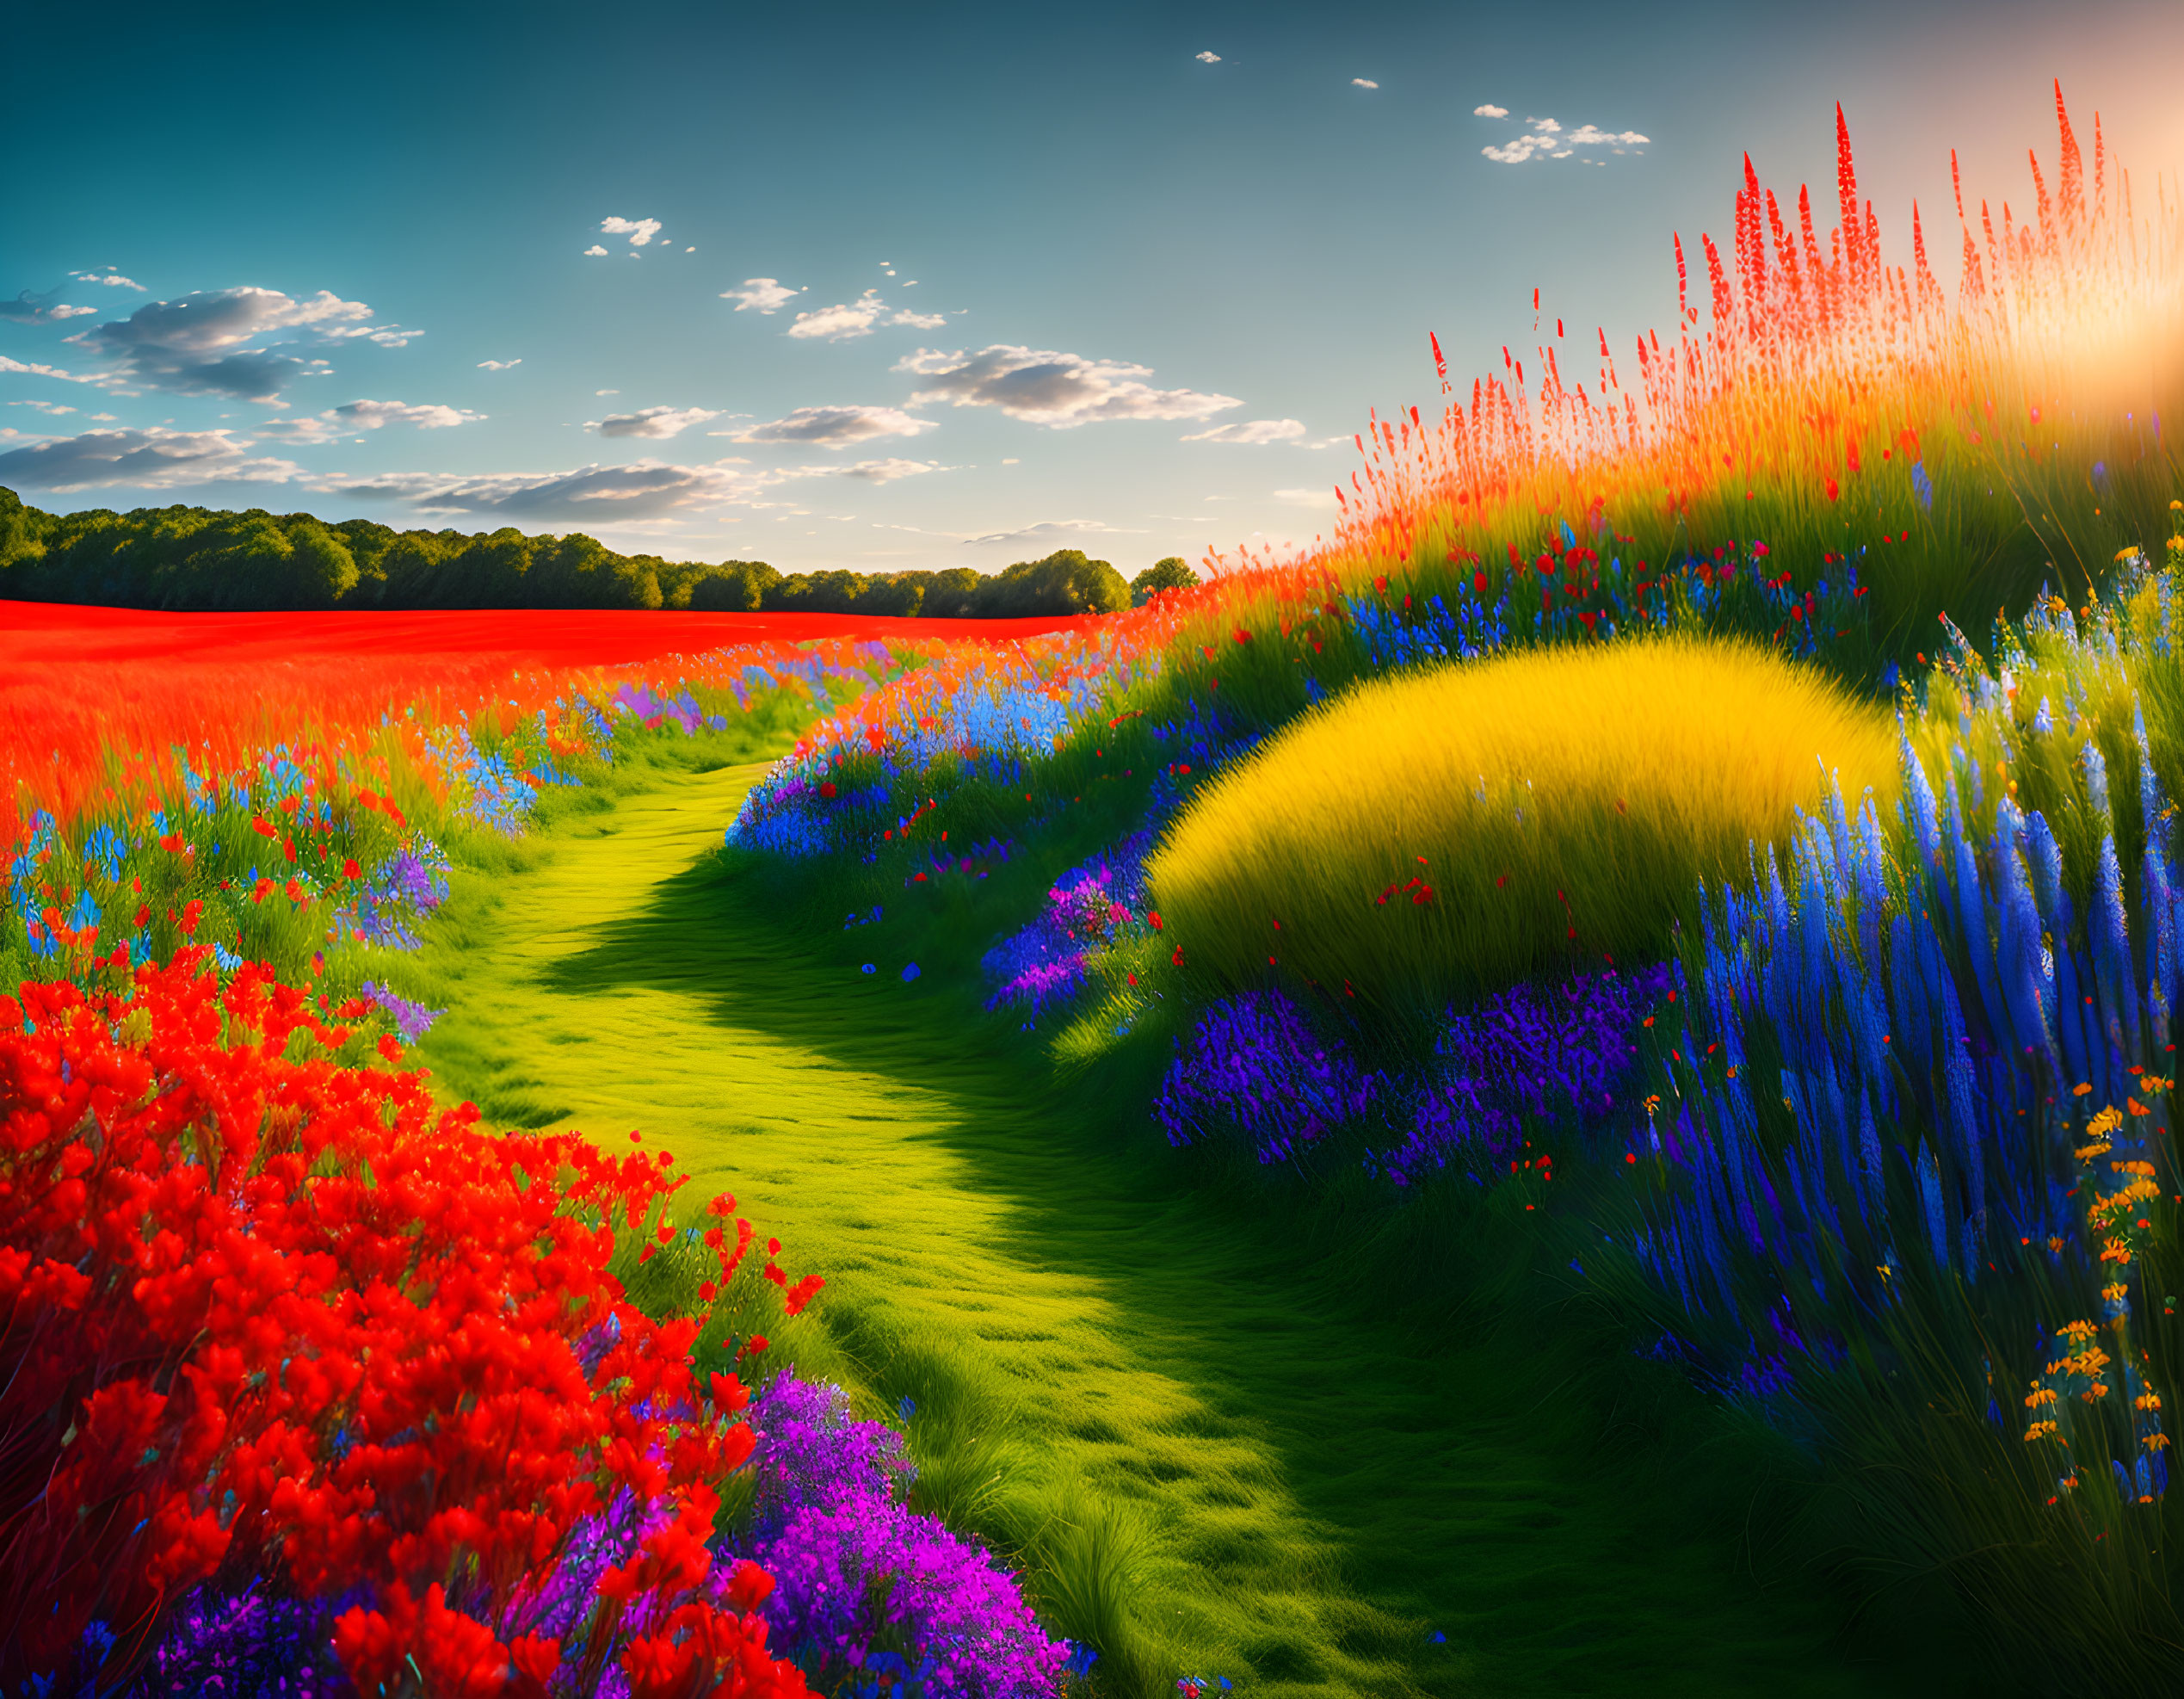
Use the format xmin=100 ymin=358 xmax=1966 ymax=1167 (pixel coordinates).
xmin=4 ymin=0 xmax=2179 ymax=576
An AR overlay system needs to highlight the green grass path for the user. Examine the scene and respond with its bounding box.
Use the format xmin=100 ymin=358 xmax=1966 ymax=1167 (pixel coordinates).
xmin=414 ymin=757 xmax=1908 ymax=1699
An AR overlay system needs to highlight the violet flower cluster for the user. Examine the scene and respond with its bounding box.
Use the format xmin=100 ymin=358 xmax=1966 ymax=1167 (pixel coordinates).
xmin=119 ymin=1371 xmax=1065 ymax=1698
xmin=743 ymin=1374 xmax=1067 ymax=1698
xmin=337 ymin=844 xmax=450 ymax=950
xmin=360 ymin=979 xmax=446 ymax=1045
xmin=983 ymin=833 xmax=1155 ymax=1020
xmin=1389 ymin=961 xmax=1675 ymax=1183
xmin=1155 ymin=965 xmax=1669 ymax=1183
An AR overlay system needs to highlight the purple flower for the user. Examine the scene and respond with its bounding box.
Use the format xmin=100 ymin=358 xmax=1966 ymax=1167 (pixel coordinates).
xmin=360 ymin=979 xmax=445 ymax=1045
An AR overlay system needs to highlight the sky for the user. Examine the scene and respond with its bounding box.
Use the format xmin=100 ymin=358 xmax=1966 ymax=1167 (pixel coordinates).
xmin=4 ymin=0 xmax=2181 ymax=578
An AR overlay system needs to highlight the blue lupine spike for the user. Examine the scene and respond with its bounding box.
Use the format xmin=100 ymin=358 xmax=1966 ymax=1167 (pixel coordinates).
xmin=2085 ymin=738 xmax=2113 ymax=827
xmin=1824 ymin=769 xmax=1854 ymax=884
xmin=1916 ymin=1141 xmax=1951 ymax=1270
xmin=2137 ymin=701 xmax=2166 ymax=858
xmin=1854 ymin=795 xmax=1890 ymax=971
xmin=1799 ymin=859 xmax=1832 ymax=1055
xmin=1904 ymin=737 xmax=1943 ymax=880
xmin=2056 ymin=938 xmax=2102 ymax=1103
xmin=2025 ymin=809 xmax=2067 ymax=930
xmin=2146 ymin=842 xmax=2178 ymax=1020
xmin=1818 ymin=1047 xmax=1851 ymax=1188
xmin=1766 ymin=843 xmax=1792 ymax=953
xmin=1934 ymin=956 xmax=1984 ymax=1219
xmin=1961 ymin=1213 xmax=1981 ymax=1282
xmin=1713 ymin=1092 xmax=1761 ymax=1250
xmin=2095 ymin=835 xmax=2141 ymax=1056
xmin=1953 ymin=805 xmax=2007 ymax=1040
xmin=2033 ymin=695 xmax=2055 ymax=737
xmin=1992 ymin=798 xmax=2058 ymax=1068
xmin=1889 ymin=911 xmax=1930 ymax=1066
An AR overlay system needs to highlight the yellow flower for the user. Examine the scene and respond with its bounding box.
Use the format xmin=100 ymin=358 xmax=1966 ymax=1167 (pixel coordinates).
xmin=2147 ymin=1433 xmax=2172 ymax=1452
xmin=2135 ymin=1391 xmax=2163 ymax=1412
xmin=2026 ymin=1387 xmax=2058 ymax=1408
xmin=2088 ymin=1103 xmax=2123 ymax=1135
xmin=2072 ymin=1082 xmax=2096 ymax=1098
xmin=2101 ymin=1282 xmax=2130 ymax=1304
xmin=2059 ymin=1319 xmax=2100 ymax=1343
xmin=2024 ymin=1420 xmax=2060 ymax=1443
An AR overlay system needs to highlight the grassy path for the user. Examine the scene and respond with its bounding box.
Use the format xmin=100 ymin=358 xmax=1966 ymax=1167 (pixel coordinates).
xmin=414 ymin=756 xmax=1911 ymax=1699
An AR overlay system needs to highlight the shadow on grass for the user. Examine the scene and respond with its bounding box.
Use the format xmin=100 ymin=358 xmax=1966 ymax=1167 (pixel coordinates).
xmin=526 ymin=843 xmax=1953 ymax=1699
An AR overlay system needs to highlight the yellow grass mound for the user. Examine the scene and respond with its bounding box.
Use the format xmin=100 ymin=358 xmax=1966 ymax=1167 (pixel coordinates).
xmin=1146 ymin=635 xmax=1897 ymax=1021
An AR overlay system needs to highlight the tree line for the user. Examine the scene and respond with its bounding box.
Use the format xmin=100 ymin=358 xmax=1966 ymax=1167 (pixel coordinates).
xmin=0 ymin=487 xmax=1201 ymax=617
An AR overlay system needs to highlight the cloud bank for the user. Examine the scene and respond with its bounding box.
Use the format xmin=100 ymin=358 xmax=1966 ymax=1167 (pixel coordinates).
xmin=733 ymin=405 xmax=937 ymax=448
xmin=1181 ymin=417 xmax=1306 ymax=444
xmin=592 ymin=405 xmax=722 ymax=439
xmin=786 ymin=290 xmax=948 ymax=342
xmin=898 ymin=345 xmax=1241 ymax=428
xmin=1478 ymin=113 xmax=1649 ymax=164
xmin=0 ymin=426 xmax=303 ymax=491
xmin=722 ymin=278 xmax=800 ymax=313
xmin=71 ymin=286 xmax=397 ymax=400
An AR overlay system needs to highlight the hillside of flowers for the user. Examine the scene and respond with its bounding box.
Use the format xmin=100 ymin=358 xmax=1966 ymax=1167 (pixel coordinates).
xmin=0 ymin=618 xmax=1095 ymax=1696
xmin=720 ymin=87 xmax=2184 ymax=1693
xmin=9 ymin=76 xmax=2184 ymax=1698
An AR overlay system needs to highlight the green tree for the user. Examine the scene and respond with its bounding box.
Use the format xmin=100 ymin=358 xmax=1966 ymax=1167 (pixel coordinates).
xmin=1130 ymin=555 xmax=1201 ymax=606
xmin=278 ymin=516 xmax=360 ymax=607
xmin=975 ymin=550 xmax=1130 ymax=618
xmin=920 ymin=566 xmax=981 ymax=618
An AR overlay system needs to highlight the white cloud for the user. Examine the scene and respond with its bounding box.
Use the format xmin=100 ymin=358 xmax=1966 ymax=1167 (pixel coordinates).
xmin=963 ymin=518 xmax=1144 ymax=547
xmin=322 ymin=323 xmax=423 ymax=347
xmin=249 ymin=398 xmax=484 ymax=443
xmin=0 ymin=353 xmax=95 ymax=383
xmin=584 ymin=245 xmax=610 ymax=256
xmin=0 ymin=425 xmax=303 ymax=491
xmin=1 ymin=293 xmax=101 ymax=324
xmin=8 ymin=399 xmax=76 ymax=415
xmin=595 ymin=389 xmax=620 ymax=396
xmin=70 ymin=271 xmax=145 ymax=289
xmin=71 ymin=286 xmax=387 ymax=400
xmin=897 ymin=344 xmax=1242 ymax=429
xmin=1274 ymin=487 xmax=1340 ymax=509
xmin=815 ymin=457 xmax=947 ymax=485
xmin=317 ymin=459 xmax=756 ymax=521
xmin=734 ymin=405 xmax=938 ymax=448
xmin=1196 ymin=50 xmax=1220 ymax=63
xmin=592 ymin=405 xmax=722 ymax=439
xmin=477 ymin=358 xmax=521 ymax=370
xmin=1000 ymin=457 xmax=1020 ymax=465
xmin=333 ymin=398 xmax=481 ymax=429
xmin=1353 ymin=78 xmax=1379 ymax=90
xmin=250 ymin=416 xmax=349 ymax=444
xmin=1473 ymin=103 xmax=1508 ymax=118
xmin=1181 ymin=417 xmax=1306 ymax=445
xmin=600 ymin=216 xmax=663 ymax=247
xmin=784 ymin=289 xmax=947 ymax=342
xmin=1483 ymin=115 xmax=1647 ymax=164
xmin=723 ymin=278 xmax=801 ymax=313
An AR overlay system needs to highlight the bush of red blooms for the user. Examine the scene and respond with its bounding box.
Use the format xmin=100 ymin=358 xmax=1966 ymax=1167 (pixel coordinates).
xmin=0 ymin=950 xmax=819 ymax=1696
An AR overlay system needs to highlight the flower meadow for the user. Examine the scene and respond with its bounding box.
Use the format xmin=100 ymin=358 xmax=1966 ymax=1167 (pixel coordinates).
xmin=9 ymin=78 xmax=2184 ymax=1697
xmin=712 ymin=88 xmax=2184 ymax=1691
xmin=0 ymin=614 xmax=1098 ymax=1696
